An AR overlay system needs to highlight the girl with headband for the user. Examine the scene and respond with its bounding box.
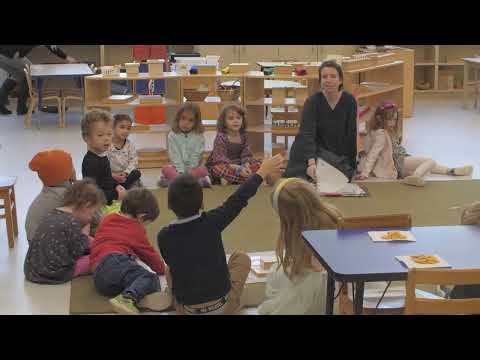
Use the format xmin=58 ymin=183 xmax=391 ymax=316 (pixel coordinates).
xmin=258 ymin=178 xmax=343 ymax=314
xmin=357 ymin=100 xmax=473 ymax=186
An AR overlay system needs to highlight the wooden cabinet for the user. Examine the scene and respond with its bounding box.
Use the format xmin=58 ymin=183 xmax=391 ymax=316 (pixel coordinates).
xmin=277 ymin=46 xmax=318 ymax=61
xmin=237 ymin=45 xmax=280 ymax=69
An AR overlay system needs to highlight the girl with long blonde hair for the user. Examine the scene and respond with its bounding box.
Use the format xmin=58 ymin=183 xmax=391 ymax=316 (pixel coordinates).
xmin=258 ymin=178 xmax=343 ymax=315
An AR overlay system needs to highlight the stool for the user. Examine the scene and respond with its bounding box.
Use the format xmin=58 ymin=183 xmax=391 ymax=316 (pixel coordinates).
xmin=0 ymin=176 xmax=18 ymax=249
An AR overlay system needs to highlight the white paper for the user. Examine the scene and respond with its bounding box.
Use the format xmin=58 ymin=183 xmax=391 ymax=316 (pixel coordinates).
xmin=368 ymin=231 xmax=416 ymax=242
xmin=395 ymin=255 xmax=451 ymax=269
xmin=316 ymin=158 xmax=348 ymax=193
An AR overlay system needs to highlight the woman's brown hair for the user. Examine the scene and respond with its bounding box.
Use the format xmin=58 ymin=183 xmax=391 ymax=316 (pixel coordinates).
xmin=217 ymin=103 xmax=248 ymax=134
xmin=171 ymin=103 xmax=204 ymax=134
xmin=63 ymin=178 xmax=106 ymax=210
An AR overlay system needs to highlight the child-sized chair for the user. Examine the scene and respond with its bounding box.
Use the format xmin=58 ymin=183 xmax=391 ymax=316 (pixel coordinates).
xmin=405 ymin=268 xmax=480 ymax=315
xmin=24 ymin=67 xmax=63 ymax=129
xmin=0 ymin=176 xmax=18 ymax=249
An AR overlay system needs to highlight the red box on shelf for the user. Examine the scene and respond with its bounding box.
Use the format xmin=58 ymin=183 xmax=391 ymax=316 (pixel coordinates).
xmin=134 ymin=106 xmax=166 ymax=125
xmin=132 ymin=46 xmax=151 ymax=61
xmin=150 ymin=45 xmax=167 ymax=60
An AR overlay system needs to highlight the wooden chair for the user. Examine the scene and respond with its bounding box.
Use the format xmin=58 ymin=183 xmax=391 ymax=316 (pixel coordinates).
xmin=405 ymin=268 xmax=480 ymax=315
xmin=62 ymin=87 xmax=84 ymax=128
xmin=24 ymin=66 xmax=63 ymax=129
xmin=338 ymin=214 xmax=412 ymax=315
xmin=0 ymin=176 xmax=18 ymax=249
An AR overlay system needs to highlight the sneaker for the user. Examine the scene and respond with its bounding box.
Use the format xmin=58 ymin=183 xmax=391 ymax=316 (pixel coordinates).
xmin=402 ymin=175 xmax=425 ymax=187
xmin=109 ymin=294 xmax=140 ymax=315
xmin=453 ymin=165 xmax=473 ymax=176
xmin=157 ymin=176 xmax=170 ymax=188
xmin=138 ymin=291 xmax=173 ymax=312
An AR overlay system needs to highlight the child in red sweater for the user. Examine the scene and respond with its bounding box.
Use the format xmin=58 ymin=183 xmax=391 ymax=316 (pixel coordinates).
xmin=90 ymin=187 xmax=169 ymax=315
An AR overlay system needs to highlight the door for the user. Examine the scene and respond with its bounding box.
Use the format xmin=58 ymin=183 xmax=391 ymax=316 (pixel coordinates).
xmin=196 ymin=45 xmax=239 ymax=69
xmin=238 ymin=45 xmax=280 ymax=70
xmin=277 ymin=45 xmax=318 ymax=62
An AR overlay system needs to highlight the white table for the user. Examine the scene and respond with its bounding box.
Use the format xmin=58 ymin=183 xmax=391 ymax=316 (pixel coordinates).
xmin=30 ymin=63 xmax=94 ymax=110
xmin=463 ymin=57 xmax=480 ymax=110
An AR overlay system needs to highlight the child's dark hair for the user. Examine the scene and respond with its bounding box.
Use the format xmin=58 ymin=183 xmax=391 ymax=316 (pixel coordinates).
xmin=121 ymin=188 xmax=160 ymax=222
xmin=168 ymin=174 xmax=203 ymax=218
xmin=319 ymin=60 xmax=344 ymax=90
xmin=81 ymin=109 xmax=113 ymax=140
xmin=113 ymin=114 xmax=133 ymax=128
xmin=217 ymin=103 xmax=248 ymax=133
xmin=63 ymin=178 xmax=106 ymax=209
xmin=172 ymin=103 xmax=204 ymax=134
xmin=369 ymin=100 xmax=399 ymax=133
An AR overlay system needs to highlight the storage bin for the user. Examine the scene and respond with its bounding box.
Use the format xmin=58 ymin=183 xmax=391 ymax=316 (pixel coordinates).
xmin=134 ymin=106 xmax=166 ymax=124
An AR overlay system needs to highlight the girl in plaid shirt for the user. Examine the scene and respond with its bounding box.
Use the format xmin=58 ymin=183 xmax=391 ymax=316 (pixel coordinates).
xmin=206 ymin=104 xmax=262 ymax=185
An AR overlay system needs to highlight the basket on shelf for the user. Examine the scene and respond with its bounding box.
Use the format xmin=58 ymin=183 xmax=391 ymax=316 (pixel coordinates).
xmin=184 ymin=88 xmax=209 ymax=102
xmin=101 ymin=65 xmax=121 ymax=76
xmin=217 ymin=80 xmax=241 ymax=102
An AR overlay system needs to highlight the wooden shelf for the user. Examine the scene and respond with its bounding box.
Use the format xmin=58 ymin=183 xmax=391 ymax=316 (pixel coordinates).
xmin=248 ymin=124 xmax=299 ymax=135
xmin=88 ymin=98 xmax=179 ymax=108
xmin=415 ymin=89 xmax=463 ymax=93
xmin=246 ymin=98 xmax=303 ymax=106
xmin=438 ymin=62 xmax=464 ymax=66
xmin=131 ymin=124 xmax=171 ymax=133
xmin=345 ymin=60 xmax=404 ymax=74
xmin=184 ymin=96 xmax=241 ymax=104
xmin=244 ymin=71 xmax=318 ymax=79
xmin=415 ymin=62 xmax=435 ymax=66
xmin=356 ymin=84 xmax=404 ymax=99
xmin=88 ymin=72 xmax=180 ymax=80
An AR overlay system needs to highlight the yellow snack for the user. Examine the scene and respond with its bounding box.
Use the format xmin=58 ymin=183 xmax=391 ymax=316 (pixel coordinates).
xmin=410 ymin=255 xmax=439 ymax=264
xmin=381 ymin=231 xmax=408 ymax=240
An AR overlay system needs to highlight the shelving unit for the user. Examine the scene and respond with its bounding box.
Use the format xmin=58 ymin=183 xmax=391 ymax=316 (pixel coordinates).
xmin=84 ymin=72 xmax=182 ymax=168
xmin=84 ymin=51 xmax=411 ymax=167
xmin=402 ymin=45 xmax=480 ymax=93
xmin=243 ymin=71 xmax=320 ymax=155
xmin=342 ymin=56 xmax=405 ymax=151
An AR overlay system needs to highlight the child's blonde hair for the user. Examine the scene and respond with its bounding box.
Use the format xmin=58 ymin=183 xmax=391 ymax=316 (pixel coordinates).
xmin=217 ymin=103 xmax=248 ymax=134
xmin=172 ymin=103 xmax=204 ymax=134
xmin=81 ymin=109 xmax=113 ymax=140
xmin=271 ymin=178 xmax=343 ymax=280
xmin=367 ymin=100 xmax=400 ymax=136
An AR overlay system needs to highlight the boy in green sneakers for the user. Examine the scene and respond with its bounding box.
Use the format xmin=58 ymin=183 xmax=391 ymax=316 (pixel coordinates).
xmin=90 ymin=188 xmax=171 ymax=315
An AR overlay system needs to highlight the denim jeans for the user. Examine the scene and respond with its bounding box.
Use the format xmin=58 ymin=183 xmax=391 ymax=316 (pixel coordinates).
xmin=93 ymin=253 xmax=160 ymax=302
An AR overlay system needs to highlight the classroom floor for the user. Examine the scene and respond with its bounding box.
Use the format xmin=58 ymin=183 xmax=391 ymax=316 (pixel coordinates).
xmin=0 ymin=93 xmax=479 ymax=315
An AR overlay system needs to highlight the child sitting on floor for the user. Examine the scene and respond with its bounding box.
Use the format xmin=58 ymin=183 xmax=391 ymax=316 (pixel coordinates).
xmin=24 ymin=179 xmax=105 ymax=284
xmin=91 ymin=188 xmax=170 ymax=315
xmin=107 ymin=114 xmax=142 ymax=189
xmin=357 ymin=101 xmax=473 ymax=186
xmin=159 ymin=103 xmax=211 ymax=188
xmin=206 ymin=104 xmax=263 ymax=185
xmin=257 ymin=178 xmax=343 ymax=315
xmin=81 ymin=109 xmax=126 ymax=205
xmin=157 ymin=154 xmax=284 ymax=315
xmin=25 ymin=149 xmax=76 ymax=244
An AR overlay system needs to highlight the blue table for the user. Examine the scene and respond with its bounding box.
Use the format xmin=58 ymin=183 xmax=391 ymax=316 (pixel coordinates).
xmin=302 ymin=225 xmax=480 ymax=315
